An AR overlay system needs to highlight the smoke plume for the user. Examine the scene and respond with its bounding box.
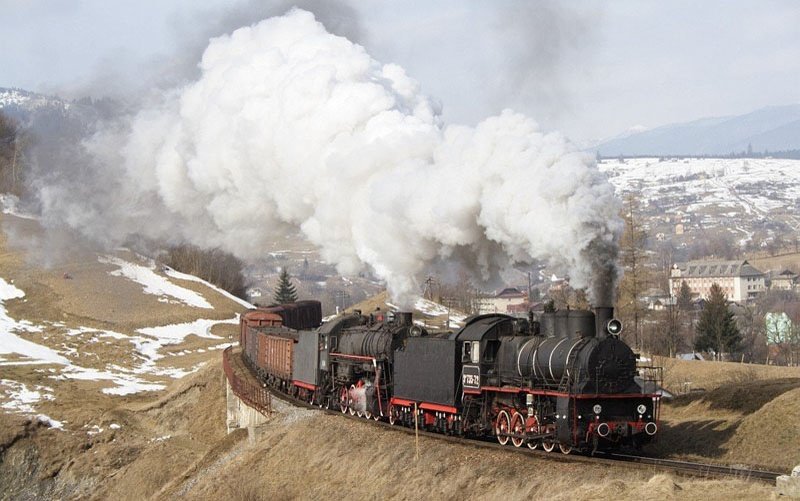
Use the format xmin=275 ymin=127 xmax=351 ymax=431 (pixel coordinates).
xmin=32 ymin=9 xmax=622 ymax=306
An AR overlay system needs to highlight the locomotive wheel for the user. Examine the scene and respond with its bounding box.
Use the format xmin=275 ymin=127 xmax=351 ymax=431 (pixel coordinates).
xmin=364 ymin=410 xmax=372 ymax=419
xmin=372 ymin=413 xmax=380 ymax=421
xmin=389 ymin=406 xmax=397 ymax=426
xmin=495 ymin=410 xmax=511 ymax=446
xmin=348 ymin=385 xmax=356 ymax=415
xmin=559 ymin=443 xmax=573 ymax=455
xmin=526 ymin=415 xmax=540 ymax=449
xmin=339 ymin=387 xmax=348 ymax=414
xmin=542 ymin=440 xmax=556 ymax=453
xmin=510 ymin=412 xmax=525 ymax=448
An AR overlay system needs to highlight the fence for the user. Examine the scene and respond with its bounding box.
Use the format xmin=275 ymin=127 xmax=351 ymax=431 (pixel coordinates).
xmin=223 ymin=346 xmax=272 ymax=416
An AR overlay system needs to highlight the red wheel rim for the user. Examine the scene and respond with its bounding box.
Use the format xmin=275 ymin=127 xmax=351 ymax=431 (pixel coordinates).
xmin=510 ymin=412 xmax=524 ymax=448
xmin=526 ymin=414 xmax=539 ymax=449
xmin=495 ymin=410 xmax=511 ymax=446
xmin=339 ymin=387 xmax=348 ymax=414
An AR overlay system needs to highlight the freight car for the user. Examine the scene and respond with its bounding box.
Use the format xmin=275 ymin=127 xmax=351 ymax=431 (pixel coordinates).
xmin=239 ymin=302 xmax=662 ymax=454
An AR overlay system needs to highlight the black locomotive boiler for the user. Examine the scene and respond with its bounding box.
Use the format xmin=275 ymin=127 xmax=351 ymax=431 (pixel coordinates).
xmin=238 ymin=302 xmax=662 ymax=454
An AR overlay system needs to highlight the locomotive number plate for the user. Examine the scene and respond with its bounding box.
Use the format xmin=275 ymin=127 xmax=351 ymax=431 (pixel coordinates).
xmin=462 ymin=365 xmax=481 ymax=390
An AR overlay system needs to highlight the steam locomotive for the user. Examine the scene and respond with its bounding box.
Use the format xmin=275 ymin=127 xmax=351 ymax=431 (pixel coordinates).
xmin=239 ymin=301 xmax=662 ymax=453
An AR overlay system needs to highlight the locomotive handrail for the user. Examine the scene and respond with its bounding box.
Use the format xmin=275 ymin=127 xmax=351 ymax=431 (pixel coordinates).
xmin=223 ymin=346 xmax=272 ymax=417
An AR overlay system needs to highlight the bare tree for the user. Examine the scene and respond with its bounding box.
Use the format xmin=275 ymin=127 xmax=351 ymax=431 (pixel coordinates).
xmin=617 ymin=194 xmax=649 ymax=350
xmin=0 ymin=112 xmax=27 ymax=196
xmin=162 ymin=244 xmax=248 ymax=298
xmin=736 ymin=301 xmax=768 ymax=363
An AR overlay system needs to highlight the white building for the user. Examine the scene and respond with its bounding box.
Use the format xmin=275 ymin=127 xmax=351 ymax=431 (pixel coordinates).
xmin=770 ymin=269 xmax=798 ymax=291
xmin=669 ymin=260 xmax=765 ymax=303
xmin=475 ymin=287 xmax=528 ymax=314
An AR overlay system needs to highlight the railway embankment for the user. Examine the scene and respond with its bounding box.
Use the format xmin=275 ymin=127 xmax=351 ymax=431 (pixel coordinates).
xmin=0 ymin=348 xmax=791 ymax=500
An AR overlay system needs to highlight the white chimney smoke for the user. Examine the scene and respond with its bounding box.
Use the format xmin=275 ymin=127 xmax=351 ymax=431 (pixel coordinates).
xmin=37 ymin=9 xmax=622 ymax=306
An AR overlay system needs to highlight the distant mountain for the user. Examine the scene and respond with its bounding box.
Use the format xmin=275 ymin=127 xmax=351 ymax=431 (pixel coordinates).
xmin=0 ymin=88 xmax=126 ymax=182
xmin=0 ymin=87 xmax=121 ymax=134
xmin=594 ymin=104 xmax=800 ymax=157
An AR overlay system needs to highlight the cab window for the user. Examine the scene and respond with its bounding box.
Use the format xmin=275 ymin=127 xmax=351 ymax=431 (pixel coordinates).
xmin=471 ymin=341 xmax=480 ymax=364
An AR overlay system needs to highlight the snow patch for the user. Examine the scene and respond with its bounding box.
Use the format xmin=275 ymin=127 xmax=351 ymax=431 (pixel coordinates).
xmin=0 ymin=194 xmax=38 ymax=220
xmin=163 ymin=266 xmax=254 ymax=308
xmin=57 ymin=367 xmax=166 ymax=395
xmin=0 ymin=278 xmax=67 ymax=365
xmin=0 ymin=379 xmax=62 ymax=428
xmin=99 ymin=255 xmax=212 ymax=309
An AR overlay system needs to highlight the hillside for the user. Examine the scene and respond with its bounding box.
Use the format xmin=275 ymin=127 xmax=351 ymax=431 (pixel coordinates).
xmin=0 ymin=208 xmax=796 ymax=499
xmin=594 ymin=104 xmax=800 ymax=156
xmin=599 ymin=157 xmax=800 ymax=259
xmin=0 ymin=208 xmax=252 ymax=498
xmin=3 ymin=357 xmax=776 ymax=501
xmin=166 ymin=401 xmax=773 ymax=501
xmin=653 ymin=357 xmax=800 ymax=470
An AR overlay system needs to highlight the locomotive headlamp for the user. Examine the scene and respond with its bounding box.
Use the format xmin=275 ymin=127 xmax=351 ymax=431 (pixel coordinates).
xmin=637 ymin=404 xmax=647 ymax=415
xmin=606 ymin=319 xmax=623 ymax=336
xmin=593 ymin=404 xmax=602 ymax=414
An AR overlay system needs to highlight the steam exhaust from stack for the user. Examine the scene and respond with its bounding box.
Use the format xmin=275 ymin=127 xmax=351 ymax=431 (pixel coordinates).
xmin=31 ymin=9 xmax=623 ymax=306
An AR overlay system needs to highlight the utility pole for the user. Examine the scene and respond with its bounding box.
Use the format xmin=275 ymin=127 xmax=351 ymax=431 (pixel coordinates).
xmin=527 ymin=272 xmax=532 ymax=303
xmin=423 ymin=275 xmax=437 ymax=301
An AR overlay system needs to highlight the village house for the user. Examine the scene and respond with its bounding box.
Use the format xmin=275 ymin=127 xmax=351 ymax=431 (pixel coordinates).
xmin=475 ymin=287 xmax=528 ymax=314
xmin=770 ymin=269 xmax=798 ymax=291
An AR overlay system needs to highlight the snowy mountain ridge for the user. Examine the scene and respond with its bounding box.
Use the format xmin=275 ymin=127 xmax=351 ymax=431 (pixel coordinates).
xmin=594 ymin=104 xmax=800 ymax=157
xmin=0 ymin=87 xmax=71 ymax=112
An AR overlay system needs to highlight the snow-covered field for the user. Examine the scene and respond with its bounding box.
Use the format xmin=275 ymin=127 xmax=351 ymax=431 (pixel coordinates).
xmin=0 ymin=253 xmax=243 ymax=426
xmin=599 ymin=157 xmax=800 ymax=242
xmin=601 ymin=157 xmax=800 ymax=215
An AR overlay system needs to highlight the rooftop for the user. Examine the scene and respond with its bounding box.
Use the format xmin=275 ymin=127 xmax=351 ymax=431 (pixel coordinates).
xmin=673 ymin=260 xmax=764 ymax=278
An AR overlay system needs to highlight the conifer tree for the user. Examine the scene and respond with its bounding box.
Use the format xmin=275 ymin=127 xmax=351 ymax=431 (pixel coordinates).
xmin=677 ymin=280 xmax=693 ymax=310
xmin=694 ymin=283 xmax=742 ymax=359
xmin=273 ymin=268 xmax=298 ymax=304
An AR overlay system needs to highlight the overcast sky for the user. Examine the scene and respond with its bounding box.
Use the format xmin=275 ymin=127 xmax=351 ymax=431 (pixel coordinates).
xmin=1 ymin=0 xmax=798 ymax=144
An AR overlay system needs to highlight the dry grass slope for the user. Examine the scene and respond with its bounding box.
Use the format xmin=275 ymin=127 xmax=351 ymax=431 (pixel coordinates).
xmin=169 ymin=403 xmax=772 ymax=501
xmin=653 ymin=356 xmax=800 ymax=471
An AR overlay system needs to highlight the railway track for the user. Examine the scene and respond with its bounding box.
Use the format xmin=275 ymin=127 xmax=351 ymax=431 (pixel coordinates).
xmin=268 ymin=386 xmax=783 ymax=484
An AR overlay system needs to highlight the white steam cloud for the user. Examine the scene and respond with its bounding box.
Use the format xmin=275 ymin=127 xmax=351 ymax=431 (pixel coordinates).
xmin=37 ymin=9 xmax=622 ymax=305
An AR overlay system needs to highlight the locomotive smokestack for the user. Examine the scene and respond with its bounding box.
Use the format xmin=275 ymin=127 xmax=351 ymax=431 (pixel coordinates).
xmin=595 ymin=306 xmax=614 ymax=339
xmin=396 ymin=312 xmax=413 ymax=326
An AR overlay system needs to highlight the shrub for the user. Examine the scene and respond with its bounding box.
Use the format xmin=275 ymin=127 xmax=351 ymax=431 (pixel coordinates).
xmin=162 ymin=244 xmax=248 ymax=299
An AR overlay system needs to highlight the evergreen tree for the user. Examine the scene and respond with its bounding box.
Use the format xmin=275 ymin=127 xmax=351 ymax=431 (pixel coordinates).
xmin=694 ymin=283 xmax=742 ymax=359
xmin=677 ymin=281 xmax=693 ymax=310
xmin=273 ymin=268 xmax=298 ymax=304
